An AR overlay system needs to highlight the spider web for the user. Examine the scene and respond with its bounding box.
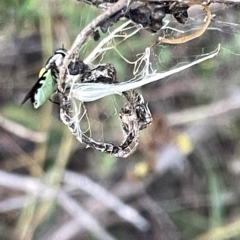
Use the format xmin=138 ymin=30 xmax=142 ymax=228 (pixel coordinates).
xmin=60 ymin=2 xmax=240 ymax=156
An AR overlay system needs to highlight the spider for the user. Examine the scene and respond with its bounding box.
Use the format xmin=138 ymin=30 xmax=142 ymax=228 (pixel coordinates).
xmin=22 ymin=48 xmax=152 ymax=157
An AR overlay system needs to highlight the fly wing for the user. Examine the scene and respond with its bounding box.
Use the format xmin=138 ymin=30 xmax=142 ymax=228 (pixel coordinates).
xmin=21 ymin=79 xmax=42 ymax=106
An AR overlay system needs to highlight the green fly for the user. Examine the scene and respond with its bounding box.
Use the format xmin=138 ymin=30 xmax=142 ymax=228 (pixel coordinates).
xmin=21 ymin=68 xmax=58 ymax=109
xmin=21 ymin=48 xmax=67 ymax=109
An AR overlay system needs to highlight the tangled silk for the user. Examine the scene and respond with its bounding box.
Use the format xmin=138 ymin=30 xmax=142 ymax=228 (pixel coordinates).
xmin=59 ymin=63 xmax=152 ymax=157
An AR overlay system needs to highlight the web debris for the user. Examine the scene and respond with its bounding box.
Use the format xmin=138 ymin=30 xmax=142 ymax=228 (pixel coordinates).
xmin=57 ymin=1 xmax=228 ymax=157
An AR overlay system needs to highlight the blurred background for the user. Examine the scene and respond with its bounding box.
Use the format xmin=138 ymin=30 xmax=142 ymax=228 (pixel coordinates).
xmin=1 ymin=0 xmax=240 ymax=239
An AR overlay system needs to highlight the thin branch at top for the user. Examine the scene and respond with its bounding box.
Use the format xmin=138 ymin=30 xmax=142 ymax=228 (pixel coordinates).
xmin=59 ymin=0 xmax=128 ymax=91
xmin=131 ymin=0 xmax=240 ymax=3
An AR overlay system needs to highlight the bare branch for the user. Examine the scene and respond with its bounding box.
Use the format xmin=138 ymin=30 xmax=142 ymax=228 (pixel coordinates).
xmin=0 ymin=196 xmax=26 ymax=212
xmin=59 ymin=0 xmax=128 ymax=90
xmin=58 ymin=191 xmax=117 ymax=240
xmin=131 ymin=0 xmax=240 ymax=3
xmin=63 ymin=171 xmax=150 ymax=231
xmin=0 ymin=170 xmax=116 ymax=240
xmin=40 ymin=219 xmax=82 ymax=240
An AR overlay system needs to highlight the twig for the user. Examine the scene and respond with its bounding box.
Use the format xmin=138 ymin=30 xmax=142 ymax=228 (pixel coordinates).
xmin=0 ymin=196 xmax=26 ymax=212
xmin=59 ymin=0 xmax=128 ymax=90
xmin=131 ymin=0 xmax=239 ymax=3
xmin=63 ymin=171 xmax=150 ymax=231
xmin=139 ymin=196 xmax=181 ymax=240
xmin=40 ymin=219 xmax=82 ymax=240
xmin=159 ymin=4 xmax=211 ymax=44
xmin=0 ymin=170 xmax=116 ymax=240
xmin=58 ymin=191 xmax=117 ymax=240
xmin=0 ymin=169 xmax=148 ymax=233
xmin=0 ymin=170 xmax=56 ymax=197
